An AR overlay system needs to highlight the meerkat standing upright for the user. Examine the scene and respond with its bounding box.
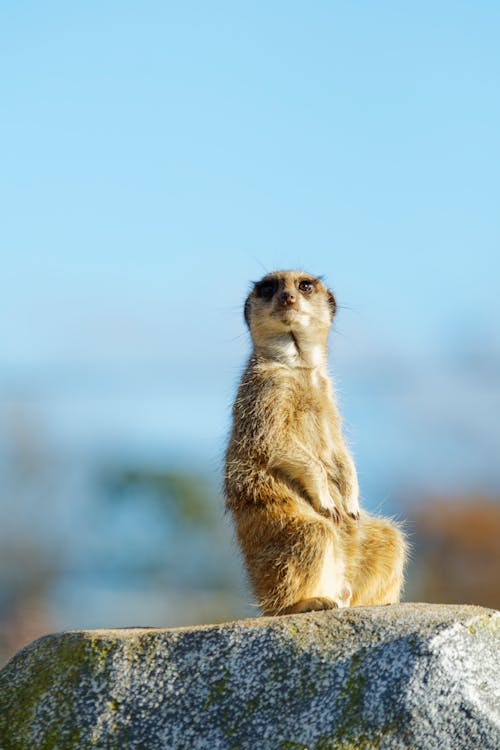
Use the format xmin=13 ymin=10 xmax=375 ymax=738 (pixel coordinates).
xmin=225 ymin=270 xmax=407 ymax=615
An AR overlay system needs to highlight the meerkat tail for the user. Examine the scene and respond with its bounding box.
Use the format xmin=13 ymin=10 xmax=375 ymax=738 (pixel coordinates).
xmin=344 ymin=513 xmax=408 ymax=606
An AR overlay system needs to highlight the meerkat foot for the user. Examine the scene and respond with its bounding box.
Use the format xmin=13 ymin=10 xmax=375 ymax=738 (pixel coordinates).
xmin=281 ymin=597 xmax=338 ymax=614
xmin=338 ymin=585 xmax=352 ymax=607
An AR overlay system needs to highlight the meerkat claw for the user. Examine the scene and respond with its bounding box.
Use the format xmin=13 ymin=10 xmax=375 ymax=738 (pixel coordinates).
xmin=325 ymin=507 xmax=341 ymax=524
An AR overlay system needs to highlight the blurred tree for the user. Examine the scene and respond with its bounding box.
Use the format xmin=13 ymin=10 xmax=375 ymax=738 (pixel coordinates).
xmin=0 ymin=539 xmax=57 ymax=665
xmin=101 ymin=466 xmax=217 ymax=527
xmin=408 ymin=498 xmax=500 ymax=609
xmin=96 ymin=462 xmax=243 ymax=594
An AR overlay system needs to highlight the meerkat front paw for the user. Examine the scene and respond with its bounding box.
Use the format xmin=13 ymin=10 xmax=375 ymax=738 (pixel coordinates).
xmin=322 ymin=506 xmax=342 ymax=524
xmin=345 ymin=494 xmax=360 ymax=521
xmin=318 ymin=491 xmax=341 ymax=524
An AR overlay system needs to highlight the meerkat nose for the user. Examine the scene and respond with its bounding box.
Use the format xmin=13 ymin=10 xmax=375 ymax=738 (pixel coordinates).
xmin=280 ymin=291 xmax=296 ymax=306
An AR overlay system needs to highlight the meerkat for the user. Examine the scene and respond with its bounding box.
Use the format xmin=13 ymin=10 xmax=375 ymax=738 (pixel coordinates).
xmin=224 ymin=269 xmax=407 ymax=615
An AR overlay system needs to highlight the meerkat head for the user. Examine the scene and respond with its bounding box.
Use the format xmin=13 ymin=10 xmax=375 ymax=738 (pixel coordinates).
xmin=244 ymin=270 xmax=336 ymax=351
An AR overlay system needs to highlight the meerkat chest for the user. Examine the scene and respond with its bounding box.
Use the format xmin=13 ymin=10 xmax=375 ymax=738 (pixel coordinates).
xmin=291 ymin=371 xmax=339 ymax=455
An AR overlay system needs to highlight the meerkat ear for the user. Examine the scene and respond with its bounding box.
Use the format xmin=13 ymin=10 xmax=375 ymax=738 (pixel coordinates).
xmin=244 ymin=295 xmax=252 ymax=327
xmin=327 ymin=289 xmax=337 ymax=318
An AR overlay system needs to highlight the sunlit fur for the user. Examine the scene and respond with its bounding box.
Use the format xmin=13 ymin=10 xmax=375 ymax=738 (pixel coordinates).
xmin=225 ymin=270 xmax=407 ymax=615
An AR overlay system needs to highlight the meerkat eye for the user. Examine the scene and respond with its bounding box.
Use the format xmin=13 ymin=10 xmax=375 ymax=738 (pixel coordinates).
xmin=298 ymin=280 xmax=314 ymax=294
xmin=256 ymin=280 xmax=278 ymax=300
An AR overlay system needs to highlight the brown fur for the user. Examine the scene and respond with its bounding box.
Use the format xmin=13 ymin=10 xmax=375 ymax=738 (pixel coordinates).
xmin=225 ymin=270 xmax=407 ymax=615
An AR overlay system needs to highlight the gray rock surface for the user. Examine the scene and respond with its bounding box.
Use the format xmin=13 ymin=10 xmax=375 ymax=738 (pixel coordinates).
xmin=0 ymin=603 xmax=499 ymax=749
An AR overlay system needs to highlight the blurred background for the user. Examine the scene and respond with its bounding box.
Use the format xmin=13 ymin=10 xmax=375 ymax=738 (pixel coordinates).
xmin=1 ymin=1 xmax=499 ymax=665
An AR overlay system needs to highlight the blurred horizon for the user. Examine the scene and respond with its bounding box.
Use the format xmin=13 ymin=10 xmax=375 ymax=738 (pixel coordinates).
xmin=1 ymin=1 xmax=499 ymax=662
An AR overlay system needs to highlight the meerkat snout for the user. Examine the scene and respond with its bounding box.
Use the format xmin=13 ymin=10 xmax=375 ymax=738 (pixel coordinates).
xmin=279 ymin=290 xmax=296 ymax=306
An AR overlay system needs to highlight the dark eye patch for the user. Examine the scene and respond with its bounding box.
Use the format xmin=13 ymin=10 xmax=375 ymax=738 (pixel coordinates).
xmin=298 ymin=279 xmax=315 ymax=294
xmin=255 ymin=279 xmax=278 ymax=300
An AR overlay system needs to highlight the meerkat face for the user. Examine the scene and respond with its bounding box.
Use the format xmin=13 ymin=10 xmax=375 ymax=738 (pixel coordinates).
xmin=244 ymin=270 xmax=336 ymax=343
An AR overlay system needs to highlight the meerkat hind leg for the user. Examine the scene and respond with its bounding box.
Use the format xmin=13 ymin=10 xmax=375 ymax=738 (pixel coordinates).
xmin=282 ymin=533 xmax=351 ymax=615
xmin=249 ymin=513 xmax=350 ymax=616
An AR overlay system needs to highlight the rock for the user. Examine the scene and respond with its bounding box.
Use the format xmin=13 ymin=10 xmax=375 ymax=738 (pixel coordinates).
xmin=0 ymin=603 xmax=499 ymax=749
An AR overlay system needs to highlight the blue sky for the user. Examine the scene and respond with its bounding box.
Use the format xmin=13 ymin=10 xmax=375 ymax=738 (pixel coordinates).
xmin=1 ymin=2 xmax=499 ymax=499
